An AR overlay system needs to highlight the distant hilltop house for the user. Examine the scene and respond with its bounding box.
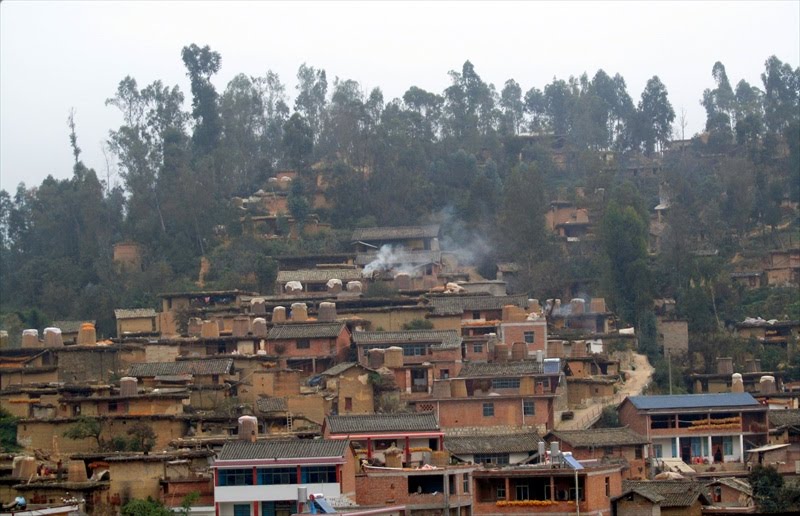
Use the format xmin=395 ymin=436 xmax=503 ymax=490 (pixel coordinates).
xmin=351 ymin=224 xmax=441 ymax=253
xmin=545 ymin=200 xmax=591 ymax=241
xmin=763 ymin=247 xmax=800 ymax=287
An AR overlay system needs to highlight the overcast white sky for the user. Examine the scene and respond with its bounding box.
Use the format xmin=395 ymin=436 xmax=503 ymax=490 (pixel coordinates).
xmin=1 ymin=1 xmax=798 ymax=192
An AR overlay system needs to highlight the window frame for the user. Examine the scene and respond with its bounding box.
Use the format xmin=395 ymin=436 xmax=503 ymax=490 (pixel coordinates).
xmin=482 ymin=402 xmax=495 ymax=417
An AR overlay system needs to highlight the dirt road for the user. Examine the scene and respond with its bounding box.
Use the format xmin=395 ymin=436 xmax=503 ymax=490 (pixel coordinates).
xmin=555 ymin=352 xmax=654 ymax=430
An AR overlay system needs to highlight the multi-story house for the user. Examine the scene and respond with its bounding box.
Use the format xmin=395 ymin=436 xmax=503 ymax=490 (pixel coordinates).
xmin=617 ymin=393 xmax=768 ymax=472
xmin=213 ymin=438 xmax=356 ymax=516
xmin=266 ymin=322 xmax=351 ymax=374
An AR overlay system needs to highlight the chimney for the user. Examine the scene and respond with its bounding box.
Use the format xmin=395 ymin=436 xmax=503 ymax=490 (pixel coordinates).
xmin=394 ymin=273 xmax=412 ymax=290
xmin=745 ymin=359 xmax=761 ymax=373
xmin=0 ymin=331 xmax=8 ymax=349
xmin=43 ymin=327 xmax=64 ymax=347
xmin=77 ymin=323 xmax=96 ymax=345
xmin=21 ymin=329 xmax=39 ymax=348
xmin=252 ymin=318 xmax=268 ymax=338
xmin=346 ymin=281 xmax=363 ymax=293
xmin=318 ymin=302 xmax=337 ymax=322
xmin=201 ymin=320 xmax=219 ymax=338
xmin=232 ymin=316 xmax=250 ymax=337
xmin=272 ymin=306 xmax=286 ymax=323
xmin=250 ymin=297 xmax=267 ymax=315
xmin=120 ymin=377 xmax=138 ymax=397
xmin=570 ymin=298 xmax=585 ymax=315
xmin=326 ymin=278 xmax=343 ymax=294
xmin=291 ymin=303 xmax=308 ymax=322
xmin=716 ymin=357 xmax=733 ymax=375
xmin=285 ymin=281 xmax=303 ymax=295
xmin=238 ymin=415 xmax=258 ymax=442
xmin=187 ymin=317 xmax=203 ymax=337
xmin=731 ymin=373 xmax=744 ymax=393
xmin=760 ymin=375 xmax=776 ymax=394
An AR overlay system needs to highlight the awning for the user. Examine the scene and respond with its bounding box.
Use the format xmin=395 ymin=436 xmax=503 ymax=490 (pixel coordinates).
xmin=658 ymin=457 xmax=696 ymax=473
xmin=746 ymin=443 xmax=790 ymax=454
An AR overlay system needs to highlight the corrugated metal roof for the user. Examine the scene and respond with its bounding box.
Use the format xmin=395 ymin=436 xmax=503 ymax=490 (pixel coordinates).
xmin=352 ymin=225 xmax=440 ymax=242
xmin=352 ymin=330 xmax=461 ymax=350
xmin=268 ymin=323 xmax=347 ymax=340
xmin=627 ymin=393 xmax=759 ymax=410
xmin=548 ymin=427 xmax=649 ymax=447
xmin=114 ymin=308 xmax=157 ymax=319
xmin=128 ymin=359 xmax=233 ymax=377
xmin=326 ymin=412 xmax=439 ymax=434
xmin=427 ymin=294 xmax=529 ymax=316
xmin=456 ymin=361 xmax=545 ymax=378
xmin=217 ymin=439 xmax=348 ymax=461
xmin=276 ymin=268 xmax=363 ymax=283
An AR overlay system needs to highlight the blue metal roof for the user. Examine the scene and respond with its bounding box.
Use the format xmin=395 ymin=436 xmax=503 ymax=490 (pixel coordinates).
xmin=627 ymin=392 xmax=759 ymax=410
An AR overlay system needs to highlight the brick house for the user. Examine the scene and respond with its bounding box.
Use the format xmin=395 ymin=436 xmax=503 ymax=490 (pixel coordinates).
xmin=356 ymin=463 xmax=474 ymax=515
xmin=617 ymin=393 xmax=768 ymax=470
xmin=472 ymin=460 xmax=624 ymax=515
xmin=409 ymin=361 xmax=561 ymax=432
xmin=545 ymin=200 xmax=591 ymax=240
xmin=763 ymin=247 xmax=800 ymax=287
xmin=613 ymin=480 xmax=712 ymax=516
xmin=353 ymin=329 xmax=463 ymax=391
xmin=275 ymin=268 xmax=364 ymax=294
xmin=734 ymin=319 xmax=800 ymax=348
xmin=114 ymin=308 xmax=158 ymax=337
xmin=351 ymin=225 xmax=441 ymax=254
xmin=425 ymin=294 xmax=530 ymax=338
xmin=212 ymin=439 xmax=356 ymax=516
xmin=317 ymin=362 xmax=375 ymax=415
xmin=266 ymin=322 xmax=351 ymax=374
xmin=323 ymin=412 xmax=443 ymax=466
xmin=127 ymin=358 xmax=237 ymax=388
xmin=444 ymin=427 xmax=542 ymax=466
xmin=546 ymin=427 xmax=650 ymax=480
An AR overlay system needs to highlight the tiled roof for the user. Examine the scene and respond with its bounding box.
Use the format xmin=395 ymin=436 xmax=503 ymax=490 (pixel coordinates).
xmin=128 ymin=359 xmax=233 ymax=377
xmin=326 ymin=412 xmax=439 ymax=434
xmin=352 ymin=225 xmax=440 ymax=242
xmin=352 ymin=330 xmax=461 ymax=350
xmin=218 ymin=439 xmax=348 ymax=461
xmin=621 ymin=480 xmax=710 ymax=508
xmin=319 ymin=362 xmax=367 ymax=377
xmin=114 ymin=308 xmax=157 ymax=319
xmin=355 ymin=250 xmax=442 ymax=266
xmin=276 ymin=268 xmax=364 ymax=283
xmin=427 ymin=294 xmax=529 ymax=316
xmin=256 ymin=397 xmax=288 ymax=413
xmin=52 ymin=320 xmax=94 ymax=333
xmin=626 ymin=393 xmax=759 ymax=410
xmin=456 ymin=361 xmax=544 ymax=378
xmin=268 ymin=323 xmax=347 ymax=340
xmin=708 ymin=477 xmax=752 ymax=496
xmin=445 ymin=430 xmax=541 ymax=454
xmin=548 ymin=427 xmax=649 ymax=447
xmin=769 ymin=409 xmax=800 ymax=428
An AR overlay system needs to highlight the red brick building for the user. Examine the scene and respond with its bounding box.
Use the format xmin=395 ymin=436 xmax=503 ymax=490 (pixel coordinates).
xmin=266 ymin=322 xmax=351 ymax=374
xmin=546 ymin=427 xmax=650 ymax=480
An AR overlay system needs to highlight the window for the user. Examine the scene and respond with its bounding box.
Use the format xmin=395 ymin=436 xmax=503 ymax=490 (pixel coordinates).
xmin=474 ymin=453 xmax=509 ymax=465
xmin=603 ymin=446 xmax=614 ymax=456
xmin=449 ymin=474 xmax=456 ymax=495
xmin=473 ymin=343 xmax=483 ymax=353
xmin=496 ymin=484 xmax=506 ymax=500
xmin=440 ymin=369 xmax=450 ymax=379
xmin=524 ymin=331 xmax=535 ymax=344
xmin=653 ymin=444 xmax=663 ymax=458
xmin=605 ymin=476 xmax=610 ymax=497
xmin=482 ymin=402 xmax=494 ymax=417
xmin=301 ymin=465 xmax=337 ymax=484
xmin=472 ymin=311 xmax=481 ymax=320
xmin=723 ymin=436 xmax=733 ymax=456
xmin=492 ymin=378 xmax=520 ymax=389
xmin=463 ymin=473 xmax=470 ymax=493
xmin=108 ymin=401 xmax=118 ymax=413
xmin=403 ymin=344 xmax=428 ymax=356
xmin=258 ymin=467 xmax=296 ymax=485
xmin=344 ymin=397 xmax=353 ymax=411
xmin=523 ymin=400 xmax=535 ymax=416
xmin=296 ymin=339 xmax=310 ymax=349
xmin=219 ymin=468 xmax=253 ymax=486
xmin=516 ymin=484 xmax=530 ymax=500
xmin=233 ymin=504 xmax=251 ymax=516
xmin=635 ymin=446 xmax=643 ymax=459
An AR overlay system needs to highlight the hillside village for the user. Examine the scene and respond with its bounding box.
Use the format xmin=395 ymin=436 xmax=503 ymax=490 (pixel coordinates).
xmin=0 ymin=36 xmax=798 ymax=516
xmin=1 ymin=151 xmax=799 ymax=515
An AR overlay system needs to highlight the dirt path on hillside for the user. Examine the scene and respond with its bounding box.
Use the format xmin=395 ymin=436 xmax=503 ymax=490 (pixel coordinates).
xmin=555 ymin=352 xmax=654 ymax=430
